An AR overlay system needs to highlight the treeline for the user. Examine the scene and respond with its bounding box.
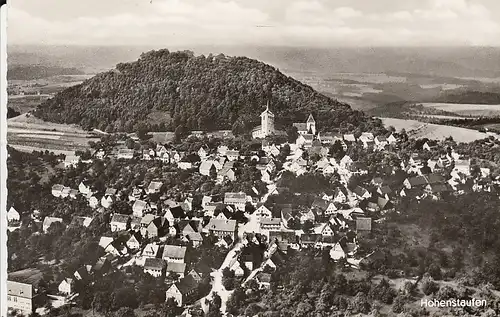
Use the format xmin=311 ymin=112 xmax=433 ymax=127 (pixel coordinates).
xmin=33 ymin=49 xmax=367 ymax=133
xmin=433 ymin=90 xmax=500 ymax=105
xmin=8 ymin=65 xmax=85 ymax=80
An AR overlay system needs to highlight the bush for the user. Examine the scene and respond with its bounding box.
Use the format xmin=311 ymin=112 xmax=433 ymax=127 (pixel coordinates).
xmin=435 ymin=286 xmax=456 ymax=301
xmin=421 ymin=280 xmax=439 ymax=295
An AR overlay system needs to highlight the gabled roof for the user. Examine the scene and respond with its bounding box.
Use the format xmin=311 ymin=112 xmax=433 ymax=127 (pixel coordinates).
xmin=175 ymin=275 xmax=198 ymax=294
xmin=260 ymin=218 xmax=281 ymax=226
xmin=293 ymin=123 xmax=307 ymax=131
xmin=167 ymin=262 xmax=187 ymax=274
xmin=256 ymin=272 xmax=271 ymax=283
xmin=206 ymin=219 xmax=237 ymax=232
xmin=141 ymin=214 xmax=157 ymax=225
xmin=356 ymin=217 xmax=372 ymax=231
xmin=162 ymin=245 xmax=187 ymax=259
xmin=43 ymin=216 xmax=63 ymax=229
xmin=148 ymin=181 xmax=163 ymax=191
xmin=144 ymin=258 xmax=165 ymax=270
xmin=311 ymin=198 xmax=329 ymax=211
xmin=307 ymin=114 xmax=315 ymax=123
xmin=111 ymin=214 xmax=130 ymax=224
xmin=167 ymin=206 xmax=186 ymax=218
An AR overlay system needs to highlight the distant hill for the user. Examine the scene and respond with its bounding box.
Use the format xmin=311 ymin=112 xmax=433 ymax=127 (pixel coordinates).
xmin=33 ymin=49 xmax=367 ymax=133
xmin=8 ymin=65 xmax=85 ymax=80
xmin=432 ymin=90 xmax=500 ymax=105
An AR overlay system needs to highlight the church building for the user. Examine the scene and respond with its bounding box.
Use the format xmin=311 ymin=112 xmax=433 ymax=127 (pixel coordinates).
xmin=293 ymin=114 xmax=316 ymax=135
xmin=252 ymin=102 xmax=276 ymax=139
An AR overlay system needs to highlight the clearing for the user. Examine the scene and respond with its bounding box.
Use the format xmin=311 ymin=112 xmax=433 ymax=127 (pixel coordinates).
xmin=379 ymin=117 xmax=494 ymax=143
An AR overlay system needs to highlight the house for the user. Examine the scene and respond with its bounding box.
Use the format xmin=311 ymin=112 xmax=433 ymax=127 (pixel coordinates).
xmin=339 ymin=155 xmax=353 ymax=169
xmin=93 ymin=256 xmax=111 ymax=275
xmin=64 ymin=155 xmax=80 ymax=168
xmin=42 ymin=217 xmax=63 ymax=233
xmin=128 ymin=187 xmax=145 ymax=202
xmin=205 ymin=219 xmax=237 ymax=239
xmin=224 ymin=192 xmax=247 ymax=209
xmin=101 ymin=195 xmax=114 ymax=209
xmin=74 ymin=267 xmax=90 ymax=282
xmin=199 ymin=161 xmax=217 ymax=177
xmin=164 ymin=206 xmax=186 ymax=223
xmin=296 ymin=134 xmax=315 ymax=148
xmin=51 ymin=184 xmax=64 ymax=197
xmin=254 ymin=205 xmax=272 ymax=219
xmin=374 ymin=135 xmax=388 ymax=148
xmin=79 ymin=182 xmax=92 ymax=196
xmin=143 ymin=217 xmax=167 ymax=239
xmin=165 ymin=275 xmax=198 ymax=307
xmin=387 ymin=134 xmax=397 ymax=144
xmin=333 ymin=187 xmax=347 ymax=203
xmin=403 ymin=176 xmax=427 ymax=189
xmin=453 ymin=159 xmax=471 ymax=176
xmin=147 ymin=181 xmax=164 ymax=194
xmin=58 ymin=278 xmax=74 ymax=295
xmin=425 ymin=183 xmax=453 ymax=199
xmin=132 ymin=200 xmax=149 ymax=217
xmin=356 ymin=217 xmax=372 ymax=232
xmin=7 ymin=206 xmax=20 ymax=223
xmin=229 ymin=260 xmax=245 ymax=277
xmin=144 ymin=258 xmax=166 ymax=277
xmin=142 ymin=149 xmax=155 ymax=160
xmin=353 ymin=186 xmax=371 ymax=200
xmin=162 ymin=245 xmax=187 ymax=263
xmin=218 ymin=166 xmax=236 ymax=182
xmin=280 ymin=206 xmax=294 ymax=228
xmin=126 ymin=232 xmax=142 ymax=250
xmin=167 ymin=262 xmax=187 ymax=279
xmin=130 ymin=216 xmax=142 ymax=231
xmin=142 ymin=243 xmax=160 ymax=258
xmin=268 ymin=230 xmax=297 ymax=251
xmin=318 ymin=222 xmax=336 ymax=236
xmin=359 ymin=133 xmax=374 ymax=148
xmin=187 ymin=269 xmax=202 ymax=283
xmin=198 ymin=146 xmax=209 ymax=159
xmin=110 ymin=214 xmax=130 ymax=232
xmin=255 ymin=272 xmax=272 ymax=289
xmin=7 ymin=279 xmax=39 ymax=315
xmin=117 ymin=149 xmax=135 ymax=160
xmin=71 ymin=216 xmax=93 ymax=228
xmin=88 ymin=196 xmax=100 ymax=209
xmin=300 ymin=234 xmax=322 ymax=248
xmin=259 ymin=218 xmax=282 ymax=231
xmin=226 ymin=150 xmax=240 ymax=161
xmin=344 ymin=134 xmax=356 ymax=142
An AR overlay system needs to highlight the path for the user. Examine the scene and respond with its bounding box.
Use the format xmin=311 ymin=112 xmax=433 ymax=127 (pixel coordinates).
xmin=200 ymin=241 xmax=244 ymax=314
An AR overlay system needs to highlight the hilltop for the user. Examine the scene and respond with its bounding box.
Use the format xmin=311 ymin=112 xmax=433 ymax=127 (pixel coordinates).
xmin=33 ymin=49 xmax=367 ymax=133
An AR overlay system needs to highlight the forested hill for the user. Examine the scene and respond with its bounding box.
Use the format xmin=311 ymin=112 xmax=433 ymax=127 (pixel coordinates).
xmin=432 ymin=90 xmax=500 ymax=105
xmin=33 ymin=49 xmax=367 ymax=133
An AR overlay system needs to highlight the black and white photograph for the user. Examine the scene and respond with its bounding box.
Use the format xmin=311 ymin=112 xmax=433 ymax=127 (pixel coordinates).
xmin=3 ymin=0 xmax=500 ymax=316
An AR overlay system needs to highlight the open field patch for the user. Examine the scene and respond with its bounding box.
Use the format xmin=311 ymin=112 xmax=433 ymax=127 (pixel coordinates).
xmin=422 ymin=102 xmax=500 ymax=116
xmin=379 ymin=117 xmax=493 ymax=142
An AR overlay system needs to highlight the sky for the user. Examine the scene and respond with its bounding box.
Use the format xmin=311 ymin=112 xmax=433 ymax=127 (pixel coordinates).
xmin=7 ymin=0 xmax=500 ymax=47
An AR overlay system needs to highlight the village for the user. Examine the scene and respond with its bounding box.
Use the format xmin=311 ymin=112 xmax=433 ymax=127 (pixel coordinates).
xmin=6 ymin=104 xmax=500 ymax=317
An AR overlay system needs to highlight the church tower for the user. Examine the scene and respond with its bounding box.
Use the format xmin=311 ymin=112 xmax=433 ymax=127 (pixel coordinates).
xmin=307 ymin=114 xmax=316 ymax=135
xmin=260 ymin=101 xmax=275 ymax=137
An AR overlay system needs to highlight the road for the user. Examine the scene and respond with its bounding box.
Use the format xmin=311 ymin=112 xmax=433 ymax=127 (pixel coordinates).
xmin=200 ymin=241 xmax=244 ymax=315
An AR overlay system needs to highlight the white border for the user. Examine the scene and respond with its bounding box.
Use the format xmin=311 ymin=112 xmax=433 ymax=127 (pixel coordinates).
xmin=0 ymin=3 xmax=8 ymax=317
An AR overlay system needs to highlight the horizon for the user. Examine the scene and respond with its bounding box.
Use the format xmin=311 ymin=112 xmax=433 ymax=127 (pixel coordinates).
xmin=7 ymin=0 xmax=500 ymax=47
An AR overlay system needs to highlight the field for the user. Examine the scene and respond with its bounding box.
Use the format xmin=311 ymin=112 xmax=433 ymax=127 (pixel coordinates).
xmin=421 ymin=103 xmax=500 ymax=117
xmin=379 ymin=117 xmax=493 ymax=143
xmin=8 ymin=113 xmax=100 ymax=154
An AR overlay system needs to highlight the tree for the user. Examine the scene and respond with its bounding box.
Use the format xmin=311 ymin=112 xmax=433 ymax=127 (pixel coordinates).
xmin=114 ymin=307 xmax=136 ymax=317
